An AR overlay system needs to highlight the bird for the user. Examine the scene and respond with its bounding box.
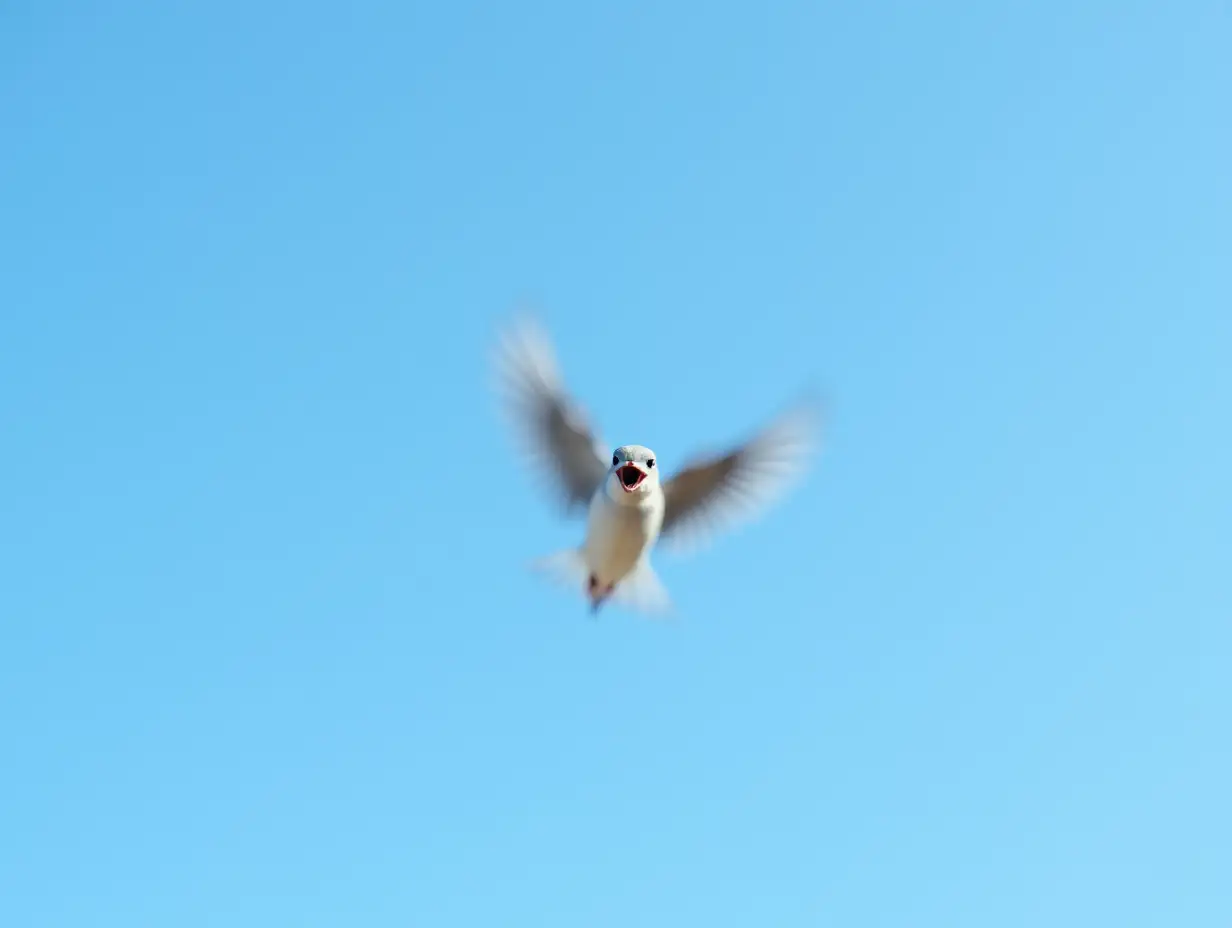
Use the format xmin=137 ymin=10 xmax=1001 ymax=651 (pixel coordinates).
xmin=492 ymin=314 xmax=821 ymax=616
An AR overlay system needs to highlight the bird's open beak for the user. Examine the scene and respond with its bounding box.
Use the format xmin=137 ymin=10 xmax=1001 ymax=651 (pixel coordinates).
xmin=617 ymin=463 xmax=646 ymax=492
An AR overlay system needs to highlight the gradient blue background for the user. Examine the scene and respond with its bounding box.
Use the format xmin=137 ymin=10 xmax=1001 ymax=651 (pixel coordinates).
xmin=3 ymin=2 xmax=1229 ymax=926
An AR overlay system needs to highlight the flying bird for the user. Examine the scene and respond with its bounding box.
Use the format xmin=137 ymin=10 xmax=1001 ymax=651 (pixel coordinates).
xmin=493 ymin=315 xmax=820 ymax=616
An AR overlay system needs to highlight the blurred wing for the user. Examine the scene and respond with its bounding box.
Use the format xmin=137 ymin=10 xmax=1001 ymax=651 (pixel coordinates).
xmin=659 ymin=400 xmax=820 ymax=553
xmin=493 ymin=315 xmax=609 ymax=513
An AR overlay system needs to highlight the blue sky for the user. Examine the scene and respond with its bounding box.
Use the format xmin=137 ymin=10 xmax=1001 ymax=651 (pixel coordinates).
xmin=2 ymin=2 xmax=1229 ymax=925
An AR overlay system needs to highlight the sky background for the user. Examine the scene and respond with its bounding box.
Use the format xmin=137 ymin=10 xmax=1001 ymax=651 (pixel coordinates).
xmin=2 ymin=2 xmax=1229 ymax=926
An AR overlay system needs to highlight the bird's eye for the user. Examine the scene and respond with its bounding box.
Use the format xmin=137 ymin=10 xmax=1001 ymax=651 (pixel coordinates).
xmin=612 ymin=453 xmax=620 ymax=466
xmin=647 ymin=458 xmax=655 ymax=468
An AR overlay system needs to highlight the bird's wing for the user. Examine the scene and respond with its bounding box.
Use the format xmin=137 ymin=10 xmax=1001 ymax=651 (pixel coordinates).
xmin=493 ymin=315 xmax=610 ymax=513
xmin=659 ymin=400 xmax=820 ymax=552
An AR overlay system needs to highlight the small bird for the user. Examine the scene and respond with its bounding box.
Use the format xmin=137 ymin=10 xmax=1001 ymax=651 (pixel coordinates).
xmin=493 ymin=315 xmax=821 ymax=615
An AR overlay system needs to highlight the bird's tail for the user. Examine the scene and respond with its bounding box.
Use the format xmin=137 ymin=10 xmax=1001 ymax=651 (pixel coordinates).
xmin=528 ymin=550 xmax=673 ymax=618
xmin=614 ymin=557 xmax=673 ymax=617
xmin=529 ymin=548 xmax=590 ymax=593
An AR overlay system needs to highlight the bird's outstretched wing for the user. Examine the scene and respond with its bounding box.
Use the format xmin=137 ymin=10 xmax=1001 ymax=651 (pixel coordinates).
xmin=493 ymin=315 xmax=610 ymax=513
xmin=659 ymin=400 xmax=820 ymax=553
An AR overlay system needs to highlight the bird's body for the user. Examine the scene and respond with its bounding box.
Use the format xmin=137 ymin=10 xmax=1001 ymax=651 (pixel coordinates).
xmin=493 ymin=315 xmax=820 ymax=617
xmin=585 ymin=493 xmax=661 ymax=593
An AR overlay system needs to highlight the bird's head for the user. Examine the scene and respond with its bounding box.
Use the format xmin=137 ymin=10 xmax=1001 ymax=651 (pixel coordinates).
xmin=606 ymin=445 xmax=661 ymax=502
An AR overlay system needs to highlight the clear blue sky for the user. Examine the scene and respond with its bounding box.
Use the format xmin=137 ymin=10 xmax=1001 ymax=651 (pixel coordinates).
xmin=2 ymin=2 xmax=1228 ymax=926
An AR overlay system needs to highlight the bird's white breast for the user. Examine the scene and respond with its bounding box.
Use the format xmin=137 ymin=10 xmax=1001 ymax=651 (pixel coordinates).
xmin=583 ymin=489 xmax=665 ymax=587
